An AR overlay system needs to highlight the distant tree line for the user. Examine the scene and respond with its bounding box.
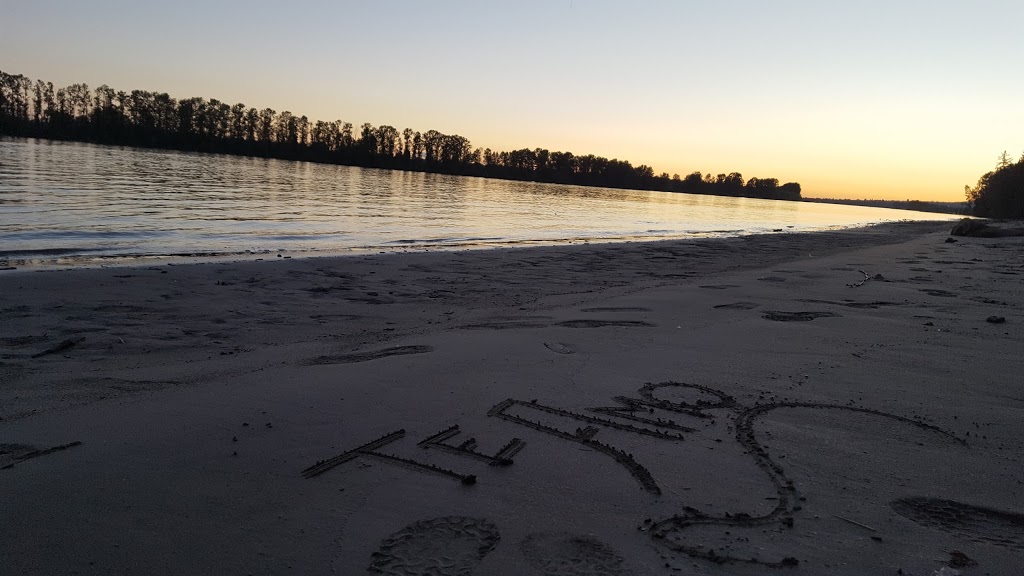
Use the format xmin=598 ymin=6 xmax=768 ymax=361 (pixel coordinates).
xmin=804 ymin=198 xmax=968 ymax=215
xmin=966 ymin=152 xmax=1024 ymax=219
xmin=0 ymin=70 xmax=801 ymax=200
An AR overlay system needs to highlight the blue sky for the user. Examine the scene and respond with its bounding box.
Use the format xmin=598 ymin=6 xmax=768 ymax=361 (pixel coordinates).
xmin=3 ymin=0 xmax=1022 ymax=200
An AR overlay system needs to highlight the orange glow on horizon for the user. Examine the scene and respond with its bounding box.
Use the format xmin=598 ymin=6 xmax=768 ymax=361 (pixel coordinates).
xmin=3 ymin=2 xmax=1021 ymax=204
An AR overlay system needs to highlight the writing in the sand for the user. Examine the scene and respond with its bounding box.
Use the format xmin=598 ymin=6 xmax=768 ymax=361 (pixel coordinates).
xmin=300 ymin=425 xmax=526 ymax=485
xmin=300 ymin=381 xmax=962 ymax=568
xmin=301 ymin=382 xmax=720 ymax=493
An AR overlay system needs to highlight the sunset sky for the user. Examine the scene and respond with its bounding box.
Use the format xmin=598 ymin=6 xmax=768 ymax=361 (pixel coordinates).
xmin=3 ymin=0 xmax=1022 ymax=201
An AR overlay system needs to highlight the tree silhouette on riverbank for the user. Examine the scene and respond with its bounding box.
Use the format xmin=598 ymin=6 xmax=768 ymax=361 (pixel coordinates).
xmin=0 ymin=70 xmax=801 ymax=200
xmin=966 ymin=152 xmax=1024 ymax=219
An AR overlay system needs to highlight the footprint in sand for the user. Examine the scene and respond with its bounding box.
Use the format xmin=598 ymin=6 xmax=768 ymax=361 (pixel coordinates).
xmin=520 ymin=532 xmax=625 ymax=576
xmin=920 ymin=288 xmax=957 ymax=298
xmin=890 ymin=497 xmax=1024 ymax=551
xmin=713 ymin=302 xmax=760 ymax=310
xmin=301 ymin=345 xmax=434 ymax=366
xmin=556 ymin=320 xmax=654 ymax=328
xmin=368 ymin=516 xmax=501 ymax=576
xmin=543 ymin=342 xmax=575 ymax=355
xmin=796 ymin=298 xmax=901 ymax=309
xmin=761 ymin=311 xmax=840 ymax=322
xmin=461 ymin=319 xmax=551 ymax=330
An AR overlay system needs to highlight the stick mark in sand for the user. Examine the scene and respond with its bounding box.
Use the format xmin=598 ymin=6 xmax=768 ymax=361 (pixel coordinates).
xmin=301 ymin=430 xmax=407 ymax=478
xmin=643 ymin=398 xmax=963 ymax=567
xmin=30 ymin=337 xmax=86 ymax=358
xmin=418 ymin=424 xmax=525 ymax=466
xmin=488 ymin=398 xmax=664 ymax=495
xmin=1 ymin=441 xmax=82 ymax=470
xmin=846 ymin=270 xmax=884 ymax=288
xmin=488 ymin=382 xmax=961 ymax=567
xmin=301 ymin=379 xmax=968 ymax=571
xmin=302 ymin=428 xmax=487 ymax=485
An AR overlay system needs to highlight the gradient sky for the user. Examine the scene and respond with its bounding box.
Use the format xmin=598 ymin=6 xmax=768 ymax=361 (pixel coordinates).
xmin=3 ymin=0 xmax=1022 ymax=201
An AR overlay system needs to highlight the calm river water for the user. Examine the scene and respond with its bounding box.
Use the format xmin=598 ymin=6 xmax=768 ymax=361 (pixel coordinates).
xmin=0 ymin=137 xmax=954 ymax=266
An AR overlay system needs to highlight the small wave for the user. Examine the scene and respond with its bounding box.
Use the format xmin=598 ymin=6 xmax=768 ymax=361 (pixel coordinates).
xmin=260 ymin=234 xmax=342 ymax=241
xmin=0 ymin=247 xmax=111 ymax=258
xmin=387 ymin=236 xmax=506 ymax=245
xmin=0 ymin=230 xmax=170 ymax=241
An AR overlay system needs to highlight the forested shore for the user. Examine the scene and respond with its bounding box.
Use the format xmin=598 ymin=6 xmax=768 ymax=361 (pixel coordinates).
xmin=0 ymin=70 xmax=801 ymax=200
xmin=804 ymin=198 xmax=967 ymax=215
xmin=965 ymin=152 xmax=1024 ymax=219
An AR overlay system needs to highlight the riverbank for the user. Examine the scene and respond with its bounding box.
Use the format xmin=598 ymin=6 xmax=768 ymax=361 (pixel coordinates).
xmin=1 ymin=221 xmax=1022 ymax=575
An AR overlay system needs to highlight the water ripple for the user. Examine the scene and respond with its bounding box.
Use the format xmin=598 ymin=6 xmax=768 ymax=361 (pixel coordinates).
xmin=0 ymin=137 xmax=955 ymax=266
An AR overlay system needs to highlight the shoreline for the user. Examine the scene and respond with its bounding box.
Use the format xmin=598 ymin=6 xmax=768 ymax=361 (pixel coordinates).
xmin=2 ymin=219 xmax=1022 ymax=574
xmin=0 ymin=219 xmax=954 ymax=273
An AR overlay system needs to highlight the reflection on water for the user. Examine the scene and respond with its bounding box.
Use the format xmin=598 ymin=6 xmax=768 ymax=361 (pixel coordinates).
xmin=0 ymin=137 xmax=953 ymax=266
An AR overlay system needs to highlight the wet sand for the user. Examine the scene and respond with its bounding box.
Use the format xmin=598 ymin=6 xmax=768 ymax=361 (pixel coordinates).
xmin=1 ymin=221 xmax=1022 ymax=575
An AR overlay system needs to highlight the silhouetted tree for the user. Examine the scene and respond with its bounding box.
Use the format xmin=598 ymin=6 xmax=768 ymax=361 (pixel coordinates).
xmin=401 ymin=127 xmax=413 ymax=161
xmin=967 ymin=152 xmax=1024 ymax=219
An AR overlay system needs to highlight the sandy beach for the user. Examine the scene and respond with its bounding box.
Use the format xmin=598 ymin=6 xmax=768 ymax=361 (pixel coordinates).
xmin=1 ymin=220 xmax=1021 ymax=575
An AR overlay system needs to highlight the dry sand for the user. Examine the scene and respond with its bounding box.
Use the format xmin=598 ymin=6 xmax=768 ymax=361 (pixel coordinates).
xmin=1 ymin=221 xmax=1022 ymax=575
